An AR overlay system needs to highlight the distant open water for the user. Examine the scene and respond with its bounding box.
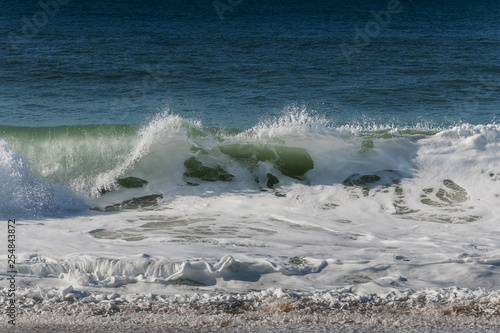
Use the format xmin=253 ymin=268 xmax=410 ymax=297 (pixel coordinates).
xmin=1 ymin=0 xmax=499 ymax=128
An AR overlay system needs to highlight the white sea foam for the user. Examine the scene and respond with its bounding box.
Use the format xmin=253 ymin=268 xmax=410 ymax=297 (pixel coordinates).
xmin=0 ymin=112 xmax=499 ymax=322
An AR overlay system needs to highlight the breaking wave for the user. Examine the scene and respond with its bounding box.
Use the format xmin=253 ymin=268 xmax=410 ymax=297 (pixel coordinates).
xmin=1 ymin=108 xmax=499 ymax=218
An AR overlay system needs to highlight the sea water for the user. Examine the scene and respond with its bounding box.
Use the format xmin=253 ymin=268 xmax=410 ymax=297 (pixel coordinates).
xmin=1 ymin=0 xmax=500 ymax=325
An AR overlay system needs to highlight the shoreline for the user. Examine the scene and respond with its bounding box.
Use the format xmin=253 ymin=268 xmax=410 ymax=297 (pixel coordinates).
xmin=3 ymin=287 xmax=500 ymax=333
xmin=8 ymin=322 xmax=500 ymax=333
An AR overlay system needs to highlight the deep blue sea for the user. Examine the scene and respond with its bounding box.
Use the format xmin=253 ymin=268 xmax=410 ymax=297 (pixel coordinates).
xmin=1 ymin=0 xmax=499 ymax=128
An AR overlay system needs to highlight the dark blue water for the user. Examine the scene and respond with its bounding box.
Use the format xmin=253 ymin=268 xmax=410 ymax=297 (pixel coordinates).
xmin=1 ymin=0 xmax=499 ymax=129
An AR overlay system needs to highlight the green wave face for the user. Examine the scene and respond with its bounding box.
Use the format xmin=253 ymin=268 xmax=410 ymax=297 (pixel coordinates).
xmin=0 ymin=125 xmax=141 ymax=194
xmin=0 ymin=123 xmax=317 ymax=199
xmin=218 ymin=144 xmax=314 ymax=180
xmin=181 ymin=143 xmax=315 ymax=187
xmin=0 ymin=115 xmax=446 ymax=207
xmin=2 ymin=112 xmax=498 ymax=218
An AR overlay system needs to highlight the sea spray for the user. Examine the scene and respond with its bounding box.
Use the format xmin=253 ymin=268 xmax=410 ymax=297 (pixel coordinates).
xmin=0 ymin=139 xmax=85 ymax=218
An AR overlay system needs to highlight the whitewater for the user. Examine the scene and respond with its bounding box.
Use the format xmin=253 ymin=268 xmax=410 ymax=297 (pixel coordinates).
xmin=1 ymin=109 xmax=500 ymax=331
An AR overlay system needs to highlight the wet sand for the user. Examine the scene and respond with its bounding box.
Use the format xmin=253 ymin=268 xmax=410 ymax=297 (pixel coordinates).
xmin=5 ymin=290 xmax=500 ymax=333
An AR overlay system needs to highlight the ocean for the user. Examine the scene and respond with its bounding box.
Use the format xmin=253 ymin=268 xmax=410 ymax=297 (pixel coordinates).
xmin=1 ymin=0 xmax=500 ymax=330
